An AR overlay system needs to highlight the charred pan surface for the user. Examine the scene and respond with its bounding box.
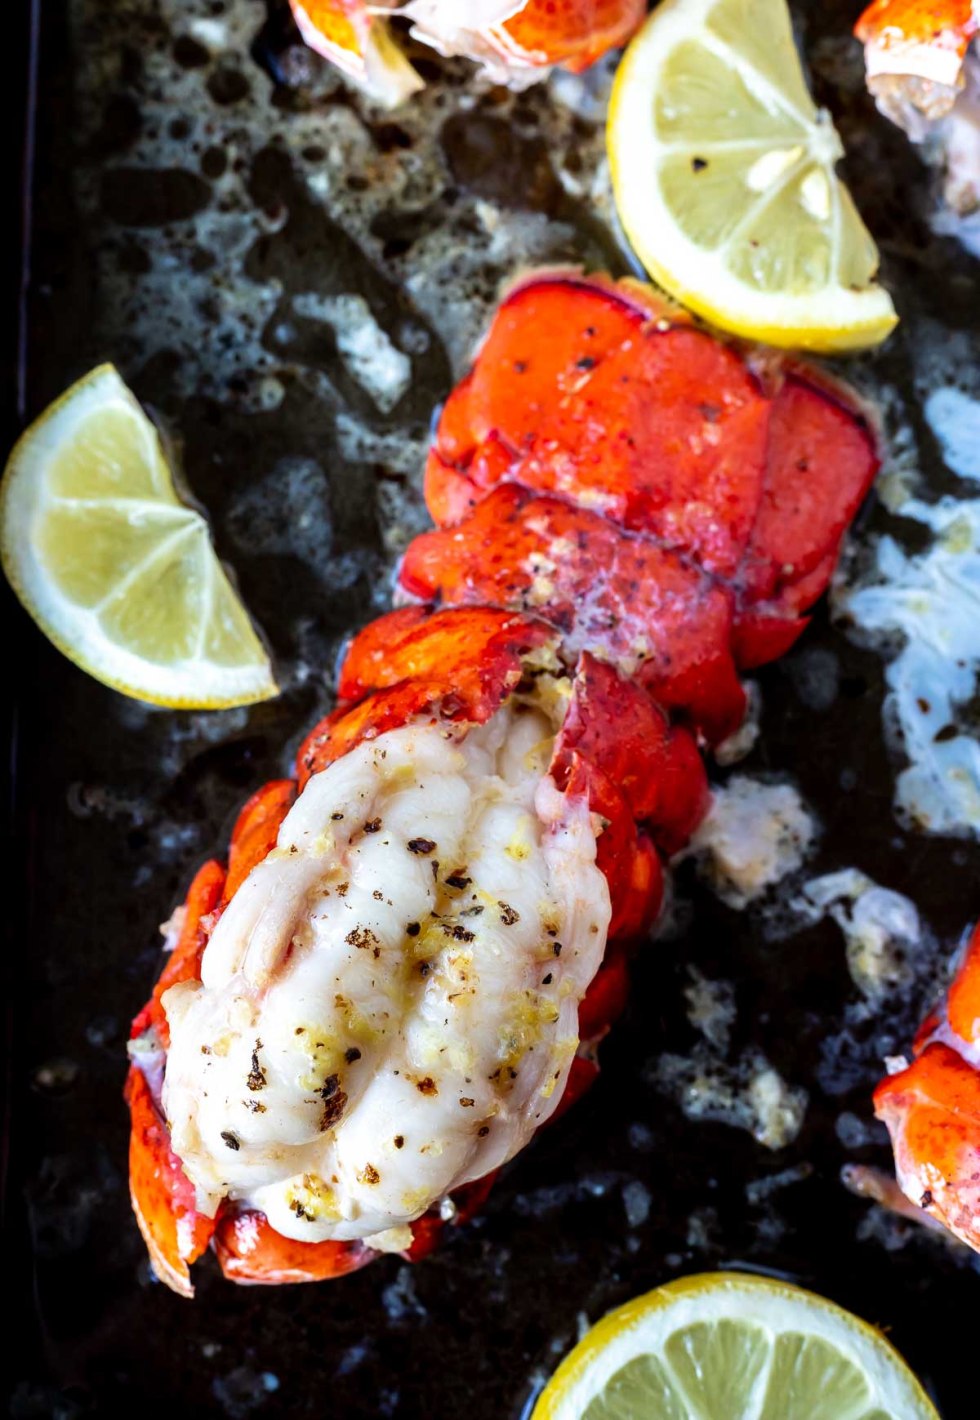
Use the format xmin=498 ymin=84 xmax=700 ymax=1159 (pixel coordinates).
xmin=13 ymin=2 xmax=980 ymax=1416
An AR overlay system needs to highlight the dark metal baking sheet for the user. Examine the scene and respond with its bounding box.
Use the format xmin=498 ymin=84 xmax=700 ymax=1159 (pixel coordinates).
xmin=4 ymin=3 xmax=980 ymax=1417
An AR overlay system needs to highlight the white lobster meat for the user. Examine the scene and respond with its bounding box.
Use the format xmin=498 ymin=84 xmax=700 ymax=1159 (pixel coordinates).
xmin=162 ymin=702 xmax=609 ymax=1247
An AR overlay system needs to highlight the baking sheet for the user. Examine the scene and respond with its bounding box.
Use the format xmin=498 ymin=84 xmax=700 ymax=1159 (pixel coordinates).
xmin=4 ymin=2 xmax=980 ymax=1416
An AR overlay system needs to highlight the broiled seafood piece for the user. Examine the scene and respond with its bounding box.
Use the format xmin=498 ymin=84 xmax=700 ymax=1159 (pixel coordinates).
xmin=126 ymin=274 xmax=880 ymax=1293
xmin=424 ymin=273 xmax=878 ymax=677
xmin=162 ymin=703 xmax=608 ymax=1248
xmin=855 ymin=1 xmax=980 ymax=222
xmin=288 ymin=0 xmax=646 ymax=106
xmin=875 ymin=920 xmax=980 ymax=1251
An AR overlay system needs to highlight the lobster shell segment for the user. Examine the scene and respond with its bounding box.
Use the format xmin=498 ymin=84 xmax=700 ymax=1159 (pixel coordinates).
xmin=126 ymin=1062 xmax=216 ymax=1298
xmin=214 ymin=1208 xmax=378 ymax=1286
xmin=300 ymin=605 xmax=557 ymax=785
xmin=875 ymin=1041 xmax=980 ymax=1252
xmin=425 ymin=273 xmax=879 ymax=676
xmin=874 ymin=923 xmax=980 ymax=1252
xmin=427 ymin=277 xmax=772 ymax=578
xmin=399 ymin=482 xmax=746 ymax=744
xmin=552 ymin=653 xmax=709 ymax=854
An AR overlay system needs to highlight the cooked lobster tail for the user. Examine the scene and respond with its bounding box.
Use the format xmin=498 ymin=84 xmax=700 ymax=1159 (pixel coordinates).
xmin=126 ymin=273 xmax=878 ymax=1292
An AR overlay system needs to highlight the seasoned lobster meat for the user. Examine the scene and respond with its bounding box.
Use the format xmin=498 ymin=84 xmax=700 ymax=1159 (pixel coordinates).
xmin=162 ymin=703 xmax=608 ymax=1249
xmin=126 ymin=272 xmax=880 ymax=1293
xmin=289 ymin=0 xmax=646 ymax=106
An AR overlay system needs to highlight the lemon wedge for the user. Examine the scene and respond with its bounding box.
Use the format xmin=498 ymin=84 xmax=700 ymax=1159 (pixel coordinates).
xmin=1 ymin=365 xmax=278 ymax=709
xmin=533 ymin=1272 xmax=938 ymax=1419
xmin=608 ymin=0 xmax=898 ymax=352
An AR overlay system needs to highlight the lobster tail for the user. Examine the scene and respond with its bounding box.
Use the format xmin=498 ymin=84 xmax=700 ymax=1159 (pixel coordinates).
xmin=126 ymin=274 xmax=879 ymax=1291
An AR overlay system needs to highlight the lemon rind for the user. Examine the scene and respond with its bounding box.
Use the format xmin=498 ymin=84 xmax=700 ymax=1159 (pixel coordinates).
xmin=607 ymin=0 xmax=898 ymax=352
xmin=534 ymin=1271 xmax=938 ymax=1420
xmin=1 ymin=365 xmax=279 ymax=710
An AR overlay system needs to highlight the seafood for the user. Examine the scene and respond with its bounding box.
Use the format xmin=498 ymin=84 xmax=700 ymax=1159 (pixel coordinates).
xmin=288 ymin=0 xmax=646 ymax=105
xmin=126 ymin=272 xmax=878 ymax=1294
xmin=855 ymin=0 xmax=980 ymax=221
xmin=874 ymin=920 xmax=980 ymax=1251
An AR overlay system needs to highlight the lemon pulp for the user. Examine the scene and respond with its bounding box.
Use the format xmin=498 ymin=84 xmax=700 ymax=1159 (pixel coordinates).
xmin=534 ymin=1272 xmax=938 ymax=1420
xmin=608 ymin=0 xmax=898 ymax=351
xmin=1 ymin=364 xmax=278 ymax=708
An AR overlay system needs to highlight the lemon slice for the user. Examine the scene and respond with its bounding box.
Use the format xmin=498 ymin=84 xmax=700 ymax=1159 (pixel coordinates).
xmin=1 ymin=365 xmax=278 ymax=708
xmin=533 ymin=1272 xmax=938 ymax=1420
xmin=608 ymin=0 xmax=898 ymax=352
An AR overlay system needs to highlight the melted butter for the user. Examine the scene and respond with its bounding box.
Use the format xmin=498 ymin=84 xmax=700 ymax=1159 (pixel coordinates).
xmin=838 ymin=384 xmax=980 ymax=836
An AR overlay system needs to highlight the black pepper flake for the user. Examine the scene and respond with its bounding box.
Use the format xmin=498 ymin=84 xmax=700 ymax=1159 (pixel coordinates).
xmin=541 ymin=973 xmax=553 ymax=985
xmin=576 ymin=355 xmax=596 ymax=370
xmin=461 ymin=905 xmax=484 ymax=918
xmin=416 ymin=1076 xmax=437 ymax=1095
xmin=345 ymin=1047 xmax=362 ymax=1064
xmin=407 ymin=837 xmax=436 ymax=855
xmin=921 ymin=1189 xmax=934 ymax=1208
xmin=346 ymin=925 xmax=381 ymax=956
xmin=246 ymin=1040 xmax=266 ymax=1092
xmin=419 ymin=961 xmax=431 ymax=977
xmin=553 ymin=942 xmax=563 ymax=957
xmin=445 ymin=872 xmax=471 ymax=890
xmin=221 ymin=1131 xmax=240 ymax=1151
xmin=358 ymin=1163 xmax=381 ymax=1185
xmin=246 ymin=1099 xmax=267 ymax=1114
xmin=319 ymin=1075 xmax=348 ymax=1131
xmin=331 ymin=811 xmax=344 ymax=820
xmin=336 ymin=881 xmax=349 ymax=897
xmin=363 ymin=817 xmax=382 ymax=833
xmin=444 ymin=923 xmax=475 ymax=942
xmin=691 ymin=155 xmax=708 ymax=171
xmin=498 ymin=902 xmax=520 ymax=925
xmin=477 ymin=1125 xmax=490 ymax=1137
xmin=459 ymin=1097 xmax=475 ymax=1108
xmin=406 ymin=921 xmax=421 ymax=937
xmin=394 ymin=1135 xmax=405 ymax=1149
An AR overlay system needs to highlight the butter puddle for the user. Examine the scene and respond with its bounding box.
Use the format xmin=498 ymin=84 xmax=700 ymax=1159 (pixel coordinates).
xmin=837 ymin=385 xmax=980 ymax=836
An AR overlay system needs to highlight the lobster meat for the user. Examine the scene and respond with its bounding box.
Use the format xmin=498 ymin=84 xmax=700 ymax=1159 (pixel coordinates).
xmin=126 ymin=272 xmax=878 ymax=1294
xmin=288 ymin=0 xmax=646 ymax=105
xmin=875 ymin=921 xmax=980 ymax=1251
xmin=855 ymin=0 xmax=980 ymax=217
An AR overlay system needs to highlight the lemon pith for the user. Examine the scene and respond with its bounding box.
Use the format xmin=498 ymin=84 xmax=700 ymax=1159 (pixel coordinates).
xmin=607 ymin=0 xmax=898 ymax=352
xmin=533 ymin=1272 xmax=938 ymax=1420
xmin=1 ymin=365 xmax=278 ymax=709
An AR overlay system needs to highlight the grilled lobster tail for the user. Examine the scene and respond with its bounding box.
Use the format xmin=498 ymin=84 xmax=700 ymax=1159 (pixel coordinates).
xmin=126 ymin=272 xmax=878 ymax=1293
